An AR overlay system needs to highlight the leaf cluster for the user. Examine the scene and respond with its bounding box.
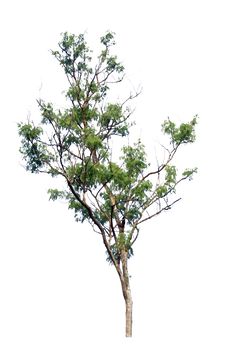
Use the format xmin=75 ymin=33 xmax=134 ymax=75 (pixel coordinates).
xmin=162 ymin=116 xmax=197 ymax=145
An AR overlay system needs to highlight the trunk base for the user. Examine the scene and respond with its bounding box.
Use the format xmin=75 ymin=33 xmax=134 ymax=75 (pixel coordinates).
xmin=125 ymin=288 xmax=133 ymax=337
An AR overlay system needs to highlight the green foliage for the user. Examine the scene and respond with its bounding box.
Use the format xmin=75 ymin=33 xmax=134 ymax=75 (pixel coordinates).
xmin=48 ymin=189 xmax=65 ymax=201
xmin=18 ymin=123 xmax=43 ymax=140
xmin=156 ymin=185 xmax=168 ymax=198
xmin=132 ymin=180 xmax=153 ymax=201
xmin=83 ymin=127 xmax=103 ymax=150
xmin=165 ymin=165 xmax=177 ymax=186
xmin=162 ymin=116 xmax=197 ymax=145
xmin=100 ymin=32 xmax=115 ymax=46
xmin=99 ymin=103 xmax=130 ymax=138
xmin=122 ymin=140 xmax=148 ymax=178
xmin=39 ymin=101 xmax=57 ymax=124
xmin=106 ymin=233 xmax=134 ymax=264
xmin=68 ymin=196 xmax=90 ymax=222
xmin=51 ymin=32 xmax=92 ymax=76
xmin=18 ymin=31 xmax=197 ymax=267
xmin=18 ymin=122 xmax=50 ymax=173
xmin=182 ymin=167 xmax=198 ymax=180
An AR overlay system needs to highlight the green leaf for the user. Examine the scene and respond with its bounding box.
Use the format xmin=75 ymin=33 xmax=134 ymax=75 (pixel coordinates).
xmin=156 ymin=185 xmax=168 ymax=198
xmin=162 ymin=116 xmax=198 ymax=145
xmin=165 ymin=165 xmax=177 ymax=185
xmin=48 ymin=189 xmax=65 ymax=201
xmin=182 ymin=167 xmax=198 ymax=180
xmin=100 ymin=32 xmax=116 ymax=47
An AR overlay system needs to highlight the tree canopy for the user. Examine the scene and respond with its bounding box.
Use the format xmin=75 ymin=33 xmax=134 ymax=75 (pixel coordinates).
xmin=18 ymin=31 xmax=197 ymax=336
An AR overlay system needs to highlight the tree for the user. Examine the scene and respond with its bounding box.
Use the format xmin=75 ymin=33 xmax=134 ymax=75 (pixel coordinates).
xmin=18 ymin=31 xmax=197 ymax=337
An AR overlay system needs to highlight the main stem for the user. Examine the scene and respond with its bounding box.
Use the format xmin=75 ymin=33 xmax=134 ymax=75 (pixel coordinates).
xmin=120 ymin=250 xmax=133 ymax=337
xmin=124 ymin=280 xmax=133 ymax=337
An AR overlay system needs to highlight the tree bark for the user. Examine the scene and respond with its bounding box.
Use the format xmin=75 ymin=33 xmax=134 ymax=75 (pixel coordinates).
xmin=120 ymin=250 xmax=133 ymax=337
xmin=124 ymin=282 xmax=133 ymax=337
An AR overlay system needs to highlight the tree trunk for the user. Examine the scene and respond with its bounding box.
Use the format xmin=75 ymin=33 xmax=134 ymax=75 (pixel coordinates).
xmin=124 ymin=283 xmax=133 ymax=337
xmin=120 ymin=250 xmax=133 ymax=337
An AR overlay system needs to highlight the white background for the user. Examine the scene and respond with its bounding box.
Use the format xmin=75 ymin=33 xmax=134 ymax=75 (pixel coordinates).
xmin=0 ymin=0 xmax=236 ymax=354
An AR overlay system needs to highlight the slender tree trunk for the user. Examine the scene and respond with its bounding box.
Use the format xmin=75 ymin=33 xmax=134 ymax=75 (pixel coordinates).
xmin=120 ymin=250 xmax=133 ymax=337
xmin=124 ymin=282 xmax=133 ymax=337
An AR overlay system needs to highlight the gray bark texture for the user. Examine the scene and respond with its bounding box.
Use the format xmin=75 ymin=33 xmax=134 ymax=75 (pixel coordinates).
xmin=120 ymin=250 xmax=133 ymax=337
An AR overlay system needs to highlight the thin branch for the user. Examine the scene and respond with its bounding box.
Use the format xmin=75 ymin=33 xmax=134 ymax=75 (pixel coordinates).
xmin=66 ymin=179 xmax=122 ymax=277
xmin=137 ymin=198 xmax=181 ymax=225
xmin=130 ymin=226 xmax=140 ymax=246
xmin=141 ymin=145 xmax=178 ymax=182
xmin=120 ymin=90 xmax=142 ymax=108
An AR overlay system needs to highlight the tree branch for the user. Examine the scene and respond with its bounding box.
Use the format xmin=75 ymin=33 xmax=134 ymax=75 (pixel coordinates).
xmin=137 ymin=197 xmax=181 ymax=225
xmin=66 ymin=179 xmax=123 ymax=277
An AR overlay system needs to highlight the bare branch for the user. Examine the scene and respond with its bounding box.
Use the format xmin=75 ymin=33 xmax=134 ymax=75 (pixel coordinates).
xmin=137 ymin=198 xmax=181 ymax=225
xmin=130 ymin=226 xmax=140 ymax=246
xmin=120 ymin=90 xmax=142 ymax=108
